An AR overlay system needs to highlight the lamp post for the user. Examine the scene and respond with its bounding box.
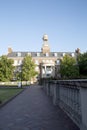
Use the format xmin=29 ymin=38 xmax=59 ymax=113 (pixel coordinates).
xmin=20 ymin=64 xmax=23 ymax=88
xmin=21 ymin=69 xmax=22 ymax=88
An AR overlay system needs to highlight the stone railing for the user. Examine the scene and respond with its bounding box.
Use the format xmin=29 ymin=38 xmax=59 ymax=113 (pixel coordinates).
xmin=41 ymin=79 xmax=87 ymax=130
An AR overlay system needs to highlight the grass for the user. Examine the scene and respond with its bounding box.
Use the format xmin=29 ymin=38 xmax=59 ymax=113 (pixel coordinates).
xmin=0 ymin=88 xmax=23 ymax=104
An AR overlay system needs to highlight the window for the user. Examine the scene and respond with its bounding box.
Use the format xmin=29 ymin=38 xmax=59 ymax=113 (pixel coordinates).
xmin=46 ymin=74 xmax=51 ymax=77
xmin=56 ymin=60 xmax=60 ymax=65
xmin=37 ymin=53 xmax=40 ymax=56
xmin=71 ymin=53 xmax=75 ymax=57
xmin=46 ymin=66 xmax=51 ymax=71
xmin=63 ymin=53 xmax=65 ymax=56
xmin=46 ymin=53 xmax=49 ymax=57
xmin=18 ymin=60 xmax=22 ymax=65
xmin=35 ymin=66 xmax=39 ymax=71
xmin=50 ymin=60 xmax=53 ymax=63
xmin=54 ymin=53 xmax=57 ymax=57
xmin=35 ymin=60 xmax=39 ymax=65
xmin=14 ymin=60 xmax=17 ymax=66
xmin=42 ymin=60 xmax=45 ymax=63
xmin=46 ymin=60 xmax=49 ymax=63
xmin=27 ymin=52 xmax=31 ymax=56
xmin=17 ymin=52 xmax=21 ymax=57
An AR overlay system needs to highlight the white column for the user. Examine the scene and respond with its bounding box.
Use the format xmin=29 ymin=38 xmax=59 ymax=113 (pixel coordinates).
xmin=45 ymin=65 xmax=47 ymax=77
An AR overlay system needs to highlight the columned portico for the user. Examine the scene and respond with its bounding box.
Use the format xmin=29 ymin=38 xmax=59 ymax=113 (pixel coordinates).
xmin=40 ymin=63 xmax=55 ymax=78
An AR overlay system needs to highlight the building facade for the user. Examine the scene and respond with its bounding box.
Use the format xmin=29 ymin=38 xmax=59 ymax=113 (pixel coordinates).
xmin=7 ymin=34 xmax=78 ymax=81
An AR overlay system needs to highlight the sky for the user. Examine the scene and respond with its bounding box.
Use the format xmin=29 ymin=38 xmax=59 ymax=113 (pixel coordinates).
xmin=0 ymin=0 xmax=87 ymax=55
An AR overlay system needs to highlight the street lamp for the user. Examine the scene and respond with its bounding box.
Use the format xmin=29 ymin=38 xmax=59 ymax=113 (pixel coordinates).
xmin=21 ymin=69 xmax=22 ymax=88
xmin=20 ymin=64 xmax=23 ymax=88
xmin=21 ymin=70 xmax=22 ymax=88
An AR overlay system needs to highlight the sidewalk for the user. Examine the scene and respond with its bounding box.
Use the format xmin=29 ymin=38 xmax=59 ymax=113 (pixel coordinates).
xmin=0 ymin=85 xmax=79 ymax=130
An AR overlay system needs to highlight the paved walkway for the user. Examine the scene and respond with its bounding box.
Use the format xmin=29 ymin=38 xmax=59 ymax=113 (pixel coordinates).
xmin=0 ymin=85 xmax=79 ymax=130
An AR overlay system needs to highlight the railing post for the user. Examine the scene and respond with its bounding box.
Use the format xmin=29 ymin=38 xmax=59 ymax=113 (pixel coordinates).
xmin=47 ymin=81 xmax=50 ymax=96
xmin=80 ymin=85 xmax=87 ymax=130
xmin=42 ymin=79 xmax=87 ymax=130
xmin=53 ymin=81 xmax=59 ymax=105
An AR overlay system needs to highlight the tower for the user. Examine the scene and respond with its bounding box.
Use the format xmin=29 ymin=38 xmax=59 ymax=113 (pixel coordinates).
xmin=8 ymin=47 xmax=13 ymax=54
xmin=41 ymin=34 xmax=50 ymax=54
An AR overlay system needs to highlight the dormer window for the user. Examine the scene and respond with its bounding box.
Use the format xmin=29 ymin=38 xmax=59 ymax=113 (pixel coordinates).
xmin=63 ymin=53 xmax=65 ymax=57
xmin=71 ymin=53 xmax=74 ymax=57
xmin=17 ymin=52 xmax=21 ymax=57
xmin=54 ymin=53 xmax=57 ymax=57
xmin=37 ymin=53 xmax=40 ymax=56
xmin=27 ymin=52 xmax=31 ymax=56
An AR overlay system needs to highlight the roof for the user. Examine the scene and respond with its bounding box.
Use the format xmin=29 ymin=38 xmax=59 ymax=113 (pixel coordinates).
xmin=7 ymin=51 xmax=76 ymax=58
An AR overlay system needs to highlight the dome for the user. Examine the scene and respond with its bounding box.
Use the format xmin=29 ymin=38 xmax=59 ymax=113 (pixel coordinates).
xmin=42 ymin=34 xmax=48 ymax=41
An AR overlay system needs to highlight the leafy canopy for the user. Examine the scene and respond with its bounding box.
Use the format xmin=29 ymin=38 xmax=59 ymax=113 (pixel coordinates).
xmin=0 ymin=55 xmax=14 ymax=81
xmin=78 ymin=52 xmax=87 ymax=75
xmin=22 ymin=55 xmax=37 ymax=81
xmin=60 ymin=54 xmax=79 ymax=79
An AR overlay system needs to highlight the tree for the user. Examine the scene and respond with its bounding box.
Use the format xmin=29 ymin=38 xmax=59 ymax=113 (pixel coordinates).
xmin=22 ymin=55 xmax=37 ymax=82
xmin=60 ymin=54 xmax=79 ymax=79
xmin=78 ymin=52 xmax=87 ymax=76
xmin=0 ymin=55 xmax=14 ymax=81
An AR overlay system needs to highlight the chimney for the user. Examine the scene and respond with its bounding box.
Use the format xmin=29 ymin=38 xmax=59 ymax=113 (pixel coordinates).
xmin=75 ymin=48 xmax=80 ymax=54
xmin=8 ymin=47 xmax=13 ymax=54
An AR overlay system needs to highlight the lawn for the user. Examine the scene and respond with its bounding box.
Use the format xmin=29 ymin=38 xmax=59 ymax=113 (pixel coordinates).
xmin=0 ymin=88 xmax=23 ymax=104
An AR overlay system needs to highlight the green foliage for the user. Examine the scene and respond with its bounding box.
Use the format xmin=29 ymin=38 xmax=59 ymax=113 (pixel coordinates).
xmin=78 ymin=52 xmax=87 ymax=75
xmin=22 ymin=55 xmax=38 ymax=81
xmin=0 ymin=55 xmax=14 ymax=81
xmin=60 ymin=54 xmax=79 ymax=79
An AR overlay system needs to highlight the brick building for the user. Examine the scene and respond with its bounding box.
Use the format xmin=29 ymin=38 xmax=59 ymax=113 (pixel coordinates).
xmin=7 ymin=34 xmax=78 ymax=81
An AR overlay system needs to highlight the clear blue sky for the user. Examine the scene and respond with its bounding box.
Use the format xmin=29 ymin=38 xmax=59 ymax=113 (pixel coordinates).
xmin=0 ymin=0 xmax=87 ymax=55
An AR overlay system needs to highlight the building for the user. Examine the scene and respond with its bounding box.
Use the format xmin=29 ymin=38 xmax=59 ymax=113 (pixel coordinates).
xmin=7 ymin=34 xmax=78 ymax=81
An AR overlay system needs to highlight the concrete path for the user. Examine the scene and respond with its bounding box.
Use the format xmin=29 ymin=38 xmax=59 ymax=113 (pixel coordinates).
xmin=0 ymin=85 xmax=79 ymax=130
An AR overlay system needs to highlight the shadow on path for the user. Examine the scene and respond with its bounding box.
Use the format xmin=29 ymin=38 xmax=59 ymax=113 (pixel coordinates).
xmin=0 ymin=85 xmax=79 ymax=130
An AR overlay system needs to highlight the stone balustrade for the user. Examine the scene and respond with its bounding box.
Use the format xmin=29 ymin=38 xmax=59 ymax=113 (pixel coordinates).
xmin=41 ymin=79 xmax=87 ymax=130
